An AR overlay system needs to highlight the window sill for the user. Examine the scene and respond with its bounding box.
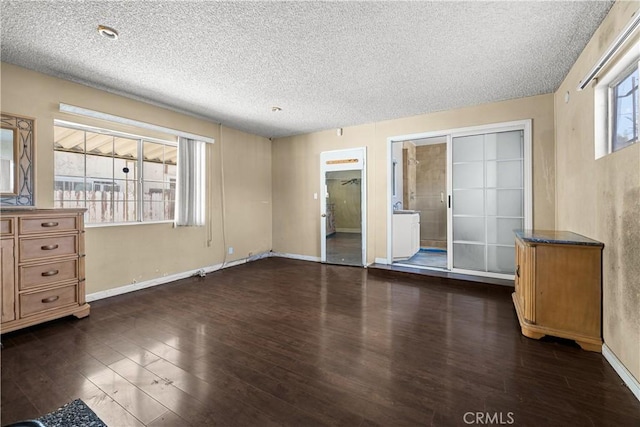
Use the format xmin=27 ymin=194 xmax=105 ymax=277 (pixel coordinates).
xmin=611 ymin=139 xmax=639 ymax=154
xmin=85 ymin=220 xmax=175 ymax=229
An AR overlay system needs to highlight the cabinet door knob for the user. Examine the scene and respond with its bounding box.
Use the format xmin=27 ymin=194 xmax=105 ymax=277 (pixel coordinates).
xmin=41 ymin=244 xmax=59 ymax=251
xmin=516 ymin=265 xmax=520 ymax=278
xmin=41 ymin=296 xmax=60 ymax=304
xmin=41 ymin=222 xmax=59 ymax=227
xmin=41 ymin=270 xmax=59 ymax=277
xmin=321 ymin=213 xmax=327 ymax=217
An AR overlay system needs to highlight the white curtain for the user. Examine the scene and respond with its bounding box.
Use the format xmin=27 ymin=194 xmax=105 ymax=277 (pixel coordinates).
xmin=176 ymin=137 xmax=206 ymax=226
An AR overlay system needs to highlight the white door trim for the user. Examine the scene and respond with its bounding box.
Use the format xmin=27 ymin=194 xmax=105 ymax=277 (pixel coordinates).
xmin=446 ymin=134 xmax=453 ymax=270
xmin=320 ymin=147 xmax=367 ymax=266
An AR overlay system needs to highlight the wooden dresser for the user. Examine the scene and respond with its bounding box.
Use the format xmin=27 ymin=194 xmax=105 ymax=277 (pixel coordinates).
xmin=1 ymin=209 xmax=90 ymax=333
xmin=513 ymin=230 xmax=603 ymax=352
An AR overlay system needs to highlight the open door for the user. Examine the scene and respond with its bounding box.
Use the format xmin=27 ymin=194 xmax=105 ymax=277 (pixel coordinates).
xmin=320 ymin=148 xmax=366 ymax=266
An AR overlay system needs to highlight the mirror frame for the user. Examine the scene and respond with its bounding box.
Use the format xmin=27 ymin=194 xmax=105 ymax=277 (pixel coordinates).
xmin=0 ymin=125 xmax=19 ymax=196
xmin=0 ymin=112 xmax=35 ymax=207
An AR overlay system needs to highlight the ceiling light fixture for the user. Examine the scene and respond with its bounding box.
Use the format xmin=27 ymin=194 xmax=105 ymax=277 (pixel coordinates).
xmin=271 ymin=106 xmax=282 ymax=112
xmin=98 ymin=25 xmax=118 ymax=40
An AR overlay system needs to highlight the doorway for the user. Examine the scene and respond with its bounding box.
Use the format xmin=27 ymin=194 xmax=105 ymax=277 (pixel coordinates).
xmin=391 ymin=137 xmax=448 ymax=269
xmin=387 ymin=120 xmax=532 ymax=280
xmin=320 ymin=148 xmax=367 ymax=266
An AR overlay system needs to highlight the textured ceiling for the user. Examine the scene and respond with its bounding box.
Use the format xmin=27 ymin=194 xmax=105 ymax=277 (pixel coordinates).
xmin=1 ymin=1 xmax=613 ymax=138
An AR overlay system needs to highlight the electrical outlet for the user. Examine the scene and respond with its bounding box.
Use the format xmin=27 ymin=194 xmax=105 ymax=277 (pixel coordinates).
xmin=228 ymin=247 xmax=234 ymax=255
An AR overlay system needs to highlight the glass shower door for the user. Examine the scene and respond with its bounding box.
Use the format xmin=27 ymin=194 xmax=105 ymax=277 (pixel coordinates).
xmin=451 ymin=130 xmax=524 ymax=275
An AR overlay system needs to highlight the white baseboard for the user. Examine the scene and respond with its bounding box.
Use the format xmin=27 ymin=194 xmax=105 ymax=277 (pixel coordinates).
xmin=271 ymin=252 xmax=322 ymax=262
xmin=603 ymin=343 xmax=640 ymax=402
xmin=246 ymin=251 xmax=272 ymax=262
xmin=86 ymin=251 xmax=271 ymax=302
xmin=223 ymin=251 xmax=272 ymax=268
xmin=87 ymin=249 xmax=378 ymax=302
xmin=86 ymin=268 xmax=208 ymax=302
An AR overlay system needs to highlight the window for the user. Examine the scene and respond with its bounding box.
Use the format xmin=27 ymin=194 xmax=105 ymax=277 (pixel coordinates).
xmin=609 ymin=64 xmax=639 ymax=152
xmin=593 ymin=37 xmax=640 ymax=159
xmin=54 ymin=123 xmax=177 ymax=224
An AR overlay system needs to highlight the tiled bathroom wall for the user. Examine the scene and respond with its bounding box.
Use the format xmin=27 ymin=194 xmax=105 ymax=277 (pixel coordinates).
xmin=415 ymin=143 xmax=447 ymax=248
xmin=402 ymin=141 xmax=417 ymax=210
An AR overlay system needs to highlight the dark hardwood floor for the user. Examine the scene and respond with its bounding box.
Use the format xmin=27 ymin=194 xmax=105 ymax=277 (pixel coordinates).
xmin=1 ymin=257 xmax=639 ymax=426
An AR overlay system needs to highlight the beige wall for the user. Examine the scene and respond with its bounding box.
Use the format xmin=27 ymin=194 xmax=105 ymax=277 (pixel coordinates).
xmin=272 ymin=126 xmax=377 ymax=258
xmin=0 ymin=62 xmax=272 ymax=294
xmin=273 ymin=94 xmax=555 ymax=263
xmin=555 ymin=1 xmax=640 ymax=382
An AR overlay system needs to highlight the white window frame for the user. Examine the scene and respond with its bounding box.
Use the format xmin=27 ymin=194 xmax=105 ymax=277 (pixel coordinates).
xmin=53 ymin=120 xmax=178 ymax=226
xmin=608 ymin=63 xmax=639 ymax=153
xmin=594 ymin=39 xmax=640 ymax=159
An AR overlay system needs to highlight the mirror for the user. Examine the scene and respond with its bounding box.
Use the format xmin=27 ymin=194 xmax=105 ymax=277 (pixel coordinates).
xmin=1 ymin=112 xmax=35 ymax=207
xmin=0 ymin=127 xmax=18 ymax=195
xmin=324 ymin=169 xmax=363 ymax=266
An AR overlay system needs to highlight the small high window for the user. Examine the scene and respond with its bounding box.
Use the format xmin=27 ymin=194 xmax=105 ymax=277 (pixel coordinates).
xmin=609 ymin=64 xmax=639 ymax=152
xmin=593 ymin=37 xmax=640 ymax=159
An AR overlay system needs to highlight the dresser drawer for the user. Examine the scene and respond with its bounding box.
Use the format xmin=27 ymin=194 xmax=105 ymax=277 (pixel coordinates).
xmin=19 ymin=259 xmax=78 ymax=290
xmin=1 ymin=217 xmax=14 ymax=235
xmin=20 ymin=216 xmax=78 ymax=235
xmin=20 ymin=284 xmax=78 ymax=317
xmin=20 ymin=235 xmax=78 ymax=262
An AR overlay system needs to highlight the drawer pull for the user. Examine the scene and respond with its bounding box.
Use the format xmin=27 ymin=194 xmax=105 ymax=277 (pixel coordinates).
xmin=41 ymin=270 xmax=59 ymax=277
xmin=516 ymin=265 xmax=520 ymax=278
xmin=41 ymin=296 xmax=60 ymax=304
xmin=41 ymin=222 xmax=59 ymax=227
xmin=41 ymin=244 xmax=59 ymax=251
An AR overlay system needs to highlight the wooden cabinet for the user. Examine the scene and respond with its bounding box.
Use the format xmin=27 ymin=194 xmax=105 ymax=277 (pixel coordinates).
xmin=0 ymin=209 xmax=89 ymax=334
xmin=513 ymin=230 xmax=603 ymax=352
xmin=1 ymin=238 xmax=16 ymax=323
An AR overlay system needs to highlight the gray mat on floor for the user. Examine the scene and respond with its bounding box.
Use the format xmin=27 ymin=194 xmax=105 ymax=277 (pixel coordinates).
xmin=37 ymin=399 xmax=106 ymax=427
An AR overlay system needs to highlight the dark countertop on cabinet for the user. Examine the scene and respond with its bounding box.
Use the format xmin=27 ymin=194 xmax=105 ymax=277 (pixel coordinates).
xmin=515 ymin=229 xmax=604 ymax=247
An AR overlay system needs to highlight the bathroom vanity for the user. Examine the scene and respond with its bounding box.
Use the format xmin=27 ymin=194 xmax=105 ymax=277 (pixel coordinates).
xmin=392 ymin=211 xmax=420 ymax=260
